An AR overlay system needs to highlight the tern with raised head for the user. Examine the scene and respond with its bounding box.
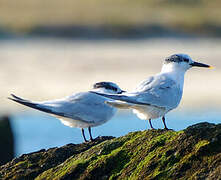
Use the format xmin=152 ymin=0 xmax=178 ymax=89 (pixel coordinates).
xmin=91 ymin=54 xmax=213 ymax=129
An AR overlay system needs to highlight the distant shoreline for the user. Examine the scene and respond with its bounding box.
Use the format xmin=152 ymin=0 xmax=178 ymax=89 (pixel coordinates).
xmin=1 ymin=24 xmax=221 ymax=40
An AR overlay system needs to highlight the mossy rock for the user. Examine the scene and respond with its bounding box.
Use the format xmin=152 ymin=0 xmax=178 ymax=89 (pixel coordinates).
xmin=1 ymin=122 xmax=221 ymax=180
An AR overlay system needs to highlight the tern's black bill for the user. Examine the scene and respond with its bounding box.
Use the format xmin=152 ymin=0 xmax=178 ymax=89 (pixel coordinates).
xmin=190 ymin=61 xmax=212 ymax=68
xmin=118 ymin=90 xmax=126 ymax=94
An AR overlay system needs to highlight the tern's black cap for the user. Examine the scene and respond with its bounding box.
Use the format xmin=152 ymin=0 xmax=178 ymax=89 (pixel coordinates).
xmin=93 ymin=82 xmax=119 ymax=92
xmin=165 ymin=54 xmax=190 ymax=64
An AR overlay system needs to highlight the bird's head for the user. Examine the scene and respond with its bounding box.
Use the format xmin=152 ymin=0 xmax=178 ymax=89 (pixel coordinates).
xmin=92 ymin=82 xmax=125 ymax=94
xmin=162 ymin=53 xmax=213 ymax=73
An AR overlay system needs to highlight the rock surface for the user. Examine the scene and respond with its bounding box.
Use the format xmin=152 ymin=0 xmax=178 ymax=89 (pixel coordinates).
xmin=0 ymin=116 xmax=14 ymax=166
xmin=0 ymin=122 xmax=221 ymax=180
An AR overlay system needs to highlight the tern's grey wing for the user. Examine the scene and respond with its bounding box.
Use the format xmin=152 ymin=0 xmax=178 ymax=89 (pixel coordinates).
xmin=92 ymin=75 xmax=183 ymax=109
xmin=9 ymin=93 xmax=114 ymax=123
xmin=41 ymin=92 xmax=115 ymax=123
xmin=8 ymin=94 xmax=68 ymax=117
xmin=133 ymin=75 xmax=183 ymax=109
xmin=135 ymin=76 xmax=154 ymax=92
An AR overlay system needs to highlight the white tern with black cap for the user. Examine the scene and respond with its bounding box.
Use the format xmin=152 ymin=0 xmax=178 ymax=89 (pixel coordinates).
xmin=8 ymin=82 xmax=125 ymax=142
xmin=91 ymin=54 xmax=213 ymax=129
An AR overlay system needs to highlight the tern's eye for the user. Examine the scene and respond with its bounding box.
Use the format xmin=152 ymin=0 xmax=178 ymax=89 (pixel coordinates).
xmin=183 ymin=58 xmax=189 ymax=63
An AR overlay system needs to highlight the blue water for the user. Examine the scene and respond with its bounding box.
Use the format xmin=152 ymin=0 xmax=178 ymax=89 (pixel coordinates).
xmin=10 ymin=109 xmax=221 ymax=156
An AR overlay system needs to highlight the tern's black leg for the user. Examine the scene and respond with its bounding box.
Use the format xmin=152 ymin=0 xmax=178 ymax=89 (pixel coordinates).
xmin=162 ymin=116 xmax=168 ymax=130
xmin=148 ymin=119 xmax=154 ymax=129
xmin=81 ymin=128 xmax=88 ymax=142
xmin=88 ymin=127 xmax=94 ymax=141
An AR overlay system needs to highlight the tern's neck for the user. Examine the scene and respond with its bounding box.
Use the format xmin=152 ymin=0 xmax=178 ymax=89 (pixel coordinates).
xmin=161 ymin=63 xmax=187 ymax=89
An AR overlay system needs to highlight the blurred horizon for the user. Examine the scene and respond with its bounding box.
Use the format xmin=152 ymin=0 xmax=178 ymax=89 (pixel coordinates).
xmin=1 ymin=0 xmax=221 ymax=39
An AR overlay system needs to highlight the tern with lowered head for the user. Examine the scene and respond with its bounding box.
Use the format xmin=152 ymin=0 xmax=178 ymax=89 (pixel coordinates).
xmin=91 ymin=54 xmax=213 ymax=129
xmin=9 ymin=82 xmax=125 ymax=142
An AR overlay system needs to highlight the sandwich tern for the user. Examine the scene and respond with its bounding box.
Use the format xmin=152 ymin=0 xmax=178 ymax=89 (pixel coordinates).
xmin=8 ymin=82 xmax=124 ymax=142
xmin=91 ymin=54 xmax=213 ymax=129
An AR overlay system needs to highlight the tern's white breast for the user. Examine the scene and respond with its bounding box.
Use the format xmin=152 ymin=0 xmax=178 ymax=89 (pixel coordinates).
xmin=132 ymin=105 xmax=167 ymax=120
xmin=58 ymin=117 xmax=97 ymax=128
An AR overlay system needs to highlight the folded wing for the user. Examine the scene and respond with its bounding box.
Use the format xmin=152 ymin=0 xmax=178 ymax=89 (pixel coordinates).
xmin=8 ymin=92 xmax=114 ymax=124
xmin=92 ymin=75 xmax=182 ymax=110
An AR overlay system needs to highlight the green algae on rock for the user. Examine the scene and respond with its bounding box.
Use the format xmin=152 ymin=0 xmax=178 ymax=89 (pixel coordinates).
xmin=0 ymin=136 xmax=114 ymax=180
xmin=1 ymin=122 xmax=221 ymax=180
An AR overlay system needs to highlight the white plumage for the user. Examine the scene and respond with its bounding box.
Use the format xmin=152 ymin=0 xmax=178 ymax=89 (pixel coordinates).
xmin=9 ymin=82 xmax=124 ymax=142
xmin=92 ymin=54 xmax=212 ymax=129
